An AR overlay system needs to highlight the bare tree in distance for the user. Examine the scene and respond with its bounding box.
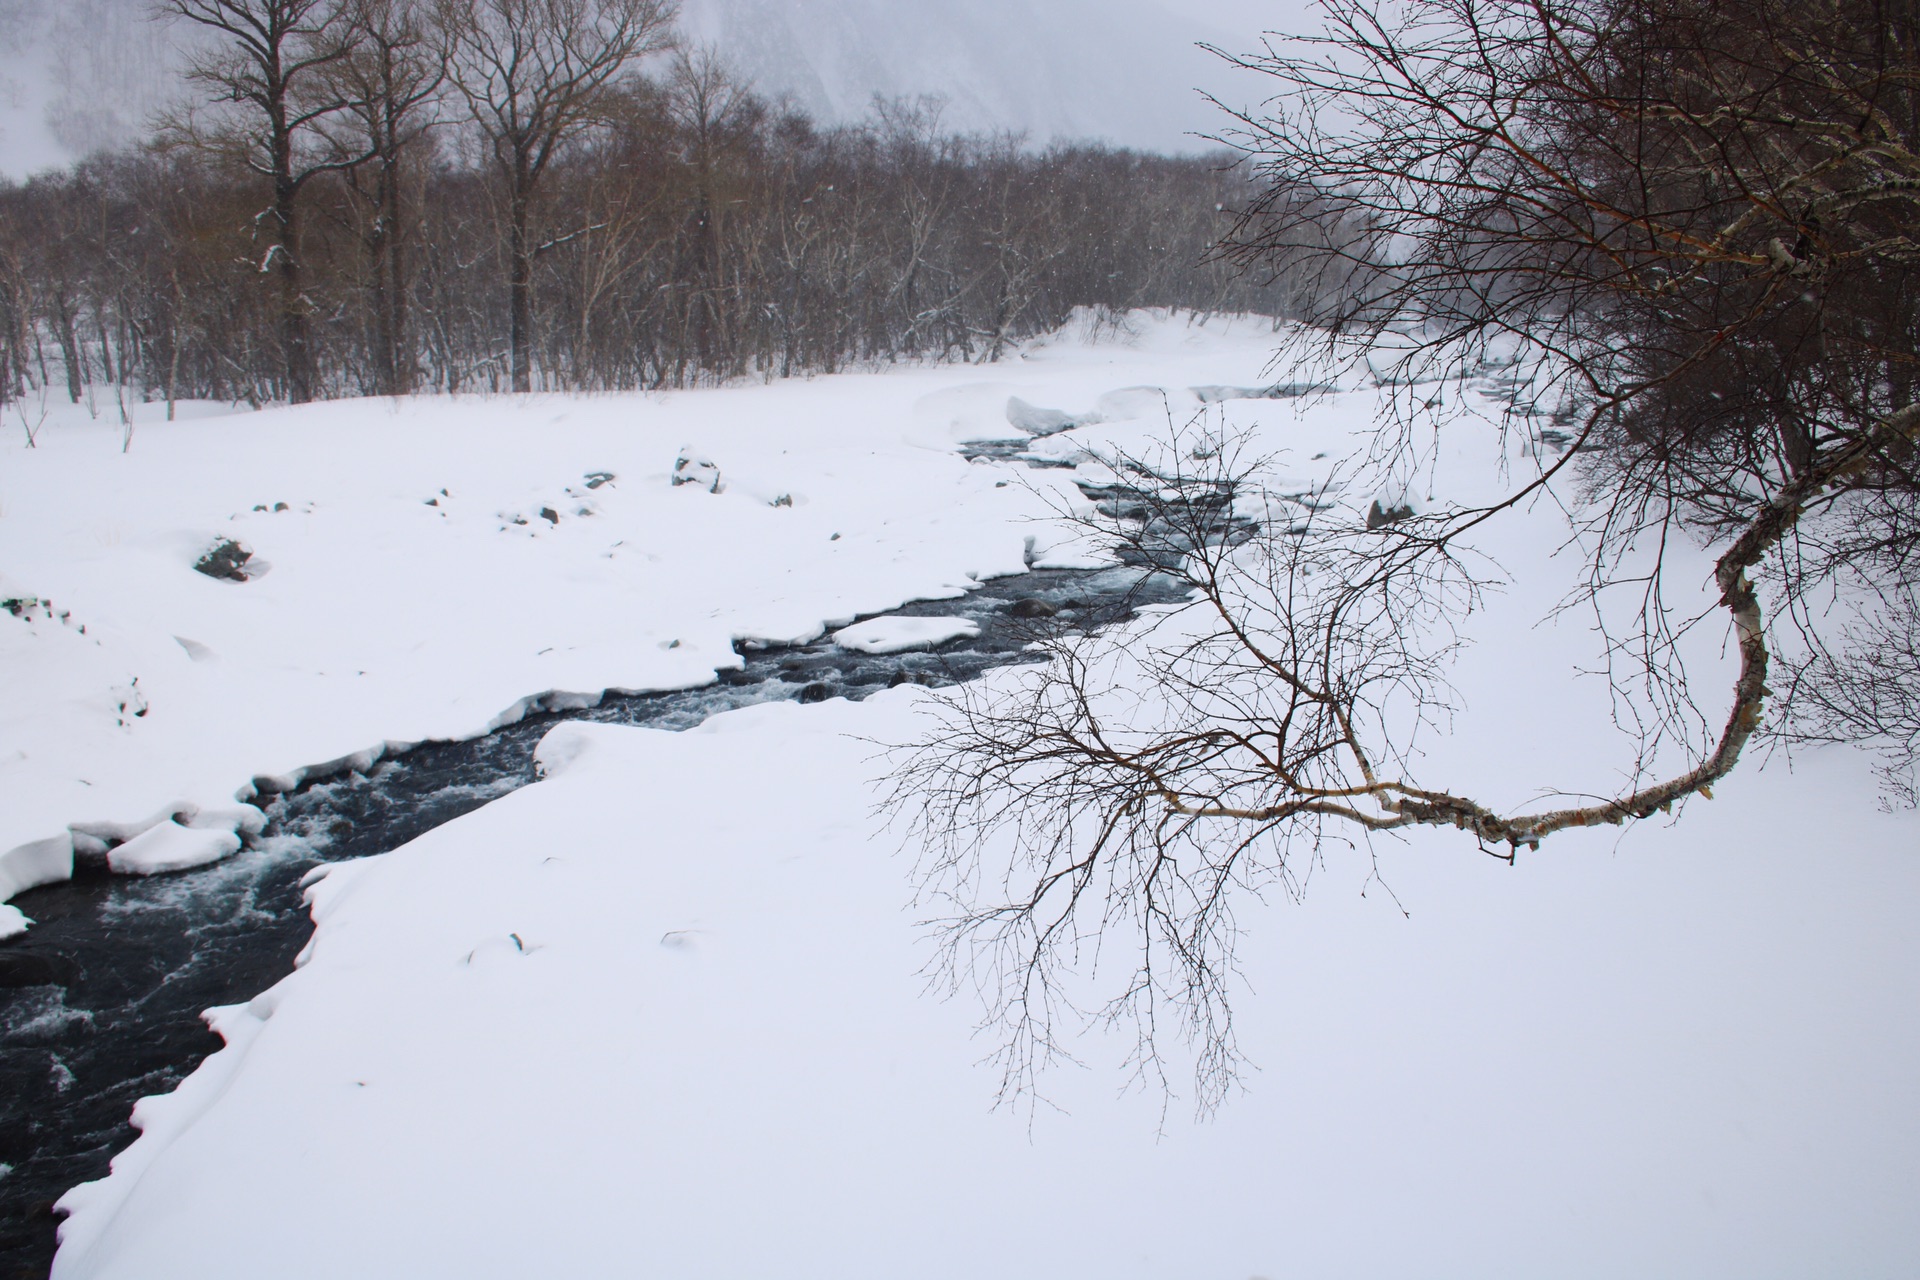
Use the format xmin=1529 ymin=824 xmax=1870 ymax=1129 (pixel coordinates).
xmin=320 ymin=0 xmax=444 ymax=396
xmin=894 ymin=0 xmax=1920 ymax=1107
xmin=664 ymin=45 xmax=766 ymax=372
xmin=439 ymin=0 xmax=678 ymax=393
xmin=155 ymin=0 xmax=373 ymax=403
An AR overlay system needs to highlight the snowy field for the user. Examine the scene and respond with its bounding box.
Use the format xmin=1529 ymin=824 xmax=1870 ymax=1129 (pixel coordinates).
xmin=3 ymin=313 xmax=1915 ymax=1277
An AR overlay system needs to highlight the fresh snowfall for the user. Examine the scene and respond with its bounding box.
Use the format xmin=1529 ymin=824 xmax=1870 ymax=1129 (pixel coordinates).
xmin=1 ymin=313 xmax=1914 ymax=1278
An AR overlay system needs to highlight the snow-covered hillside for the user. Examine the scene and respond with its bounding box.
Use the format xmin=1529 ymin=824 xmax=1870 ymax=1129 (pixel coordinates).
xmin=5 ymin=313 xmax=1916 ymax=1277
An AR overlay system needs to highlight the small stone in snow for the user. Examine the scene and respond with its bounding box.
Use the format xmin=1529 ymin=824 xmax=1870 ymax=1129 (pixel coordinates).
xmin=541 ymin=507 xmax=560 ymax=524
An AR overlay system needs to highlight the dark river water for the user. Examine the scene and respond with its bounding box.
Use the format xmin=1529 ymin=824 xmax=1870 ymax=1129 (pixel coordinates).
xmin=0 ymin=564 xmax=1188 ymax=1278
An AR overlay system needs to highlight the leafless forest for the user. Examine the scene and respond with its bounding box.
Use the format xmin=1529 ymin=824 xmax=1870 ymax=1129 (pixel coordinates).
xmin=0 ymin=0 xmax=1310 ymax=411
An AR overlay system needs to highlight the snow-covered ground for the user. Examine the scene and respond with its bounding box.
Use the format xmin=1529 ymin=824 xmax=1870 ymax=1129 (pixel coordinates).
xmin=4 ymin=313 xmax=1915 ymax=1276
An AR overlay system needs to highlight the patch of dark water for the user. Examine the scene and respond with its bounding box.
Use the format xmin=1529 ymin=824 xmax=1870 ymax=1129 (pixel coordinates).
xmin=0 ymin=565 xmax=1189 ymax=1277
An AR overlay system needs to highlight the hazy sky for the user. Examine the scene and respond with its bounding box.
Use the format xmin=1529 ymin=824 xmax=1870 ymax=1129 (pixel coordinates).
xmin=1195 ymin=0 xmax=1319 ymax=37
xmin=0 ymin=0 xmax=1325 ymax=178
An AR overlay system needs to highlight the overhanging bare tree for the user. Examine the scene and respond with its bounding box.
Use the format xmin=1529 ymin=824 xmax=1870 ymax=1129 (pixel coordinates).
xmin=894 ymin=0 xmax=1920 ymax=1105
xmin=439 ymin=0 xmax=677 ymax=392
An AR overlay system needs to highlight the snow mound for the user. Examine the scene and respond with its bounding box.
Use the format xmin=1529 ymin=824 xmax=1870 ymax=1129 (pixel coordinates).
xmin=831 ymin=615 xmax=982 ymax=654
xmin=531 ymin=721 xmax=639 ymax=781
xmin=106 ymin=820 xmax=242 ymax=875
xmin=0 ymin=904 xmax=28 ymax=941
xmin=0 ymin=833 xmax=73 ymax=905
xmin=1005 ymin=396 xmax=1085 ymax=436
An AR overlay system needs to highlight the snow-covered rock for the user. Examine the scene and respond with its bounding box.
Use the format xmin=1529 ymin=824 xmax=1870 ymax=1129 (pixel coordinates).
xmin=832 ymin=615 xmax=982 ymax=653
xmin=106 ymin=820 xmax=241 ymax=876
xmin=670 ymin=450 xmax=724 ymax=493
xmin=1005 ymin=396 xmax=1083 ymax=436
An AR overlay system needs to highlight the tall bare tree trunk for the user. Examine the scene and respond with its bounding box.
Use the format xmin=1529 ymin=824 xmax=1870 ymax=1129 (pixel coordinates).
xmin=54 ymin=300 xmax=83 ymax=403
xmin=275 ymin=177 xmax=316 ymax=403
xmin=509 ymin=170 xmax=533 ymax=392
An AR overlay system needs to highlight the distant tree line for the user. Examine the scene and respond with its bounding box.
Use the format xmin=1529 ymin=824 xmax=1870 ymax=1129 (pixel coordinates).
xmin=0 ymin=0 xmax=1314 ymax=413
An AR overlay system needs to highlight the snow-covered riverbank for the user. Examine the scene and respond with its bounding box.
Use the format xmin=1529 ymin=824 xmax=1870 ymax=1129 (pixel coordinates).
xmin=0 ymin=312 xmax=1294 ymax=935
xmin=7 ymin=312 xmax=1917 ymax=1276
xmin=49 ymin=692 xmax=1920 ymax=1280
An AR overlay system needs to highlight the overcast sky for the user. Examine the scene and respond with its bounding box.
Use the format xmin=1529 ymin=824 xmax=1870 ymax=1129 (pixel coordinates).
xmin=0 ymin=0 xmax=1324 ymax=178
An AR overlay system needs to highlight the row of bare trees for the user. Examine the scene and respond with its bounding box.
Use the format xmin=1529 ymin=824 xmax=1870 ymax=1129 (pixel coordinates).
xmin=0 ymin=0 xmax=1308 ymax=412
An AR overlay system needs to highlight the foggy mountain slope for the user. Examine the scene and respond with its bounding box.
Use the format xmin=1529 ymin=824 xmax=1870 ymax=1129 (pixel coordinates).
xmin=0 ymin=0 xmax=1252 ymax=178
xmin=0 ymin=0 xmax=180 ymax=174
xmin=674 ymin=0 xmax=1241 ymax=151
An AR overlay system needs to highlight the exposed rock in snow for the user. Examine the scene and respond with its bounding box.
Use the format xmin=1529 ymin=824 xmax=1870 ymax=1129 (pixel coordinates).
xmin=192 ymin=539 xmax=256 ymax=582
xmin=1366 ymin=496 xmax=1419 ymax=529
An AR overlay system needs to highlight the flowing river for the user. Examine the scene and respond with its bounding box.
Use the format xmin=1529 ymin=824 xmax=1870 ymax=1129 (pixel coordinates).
xmin=0 ymin=564 xmax=1189 ymax=1277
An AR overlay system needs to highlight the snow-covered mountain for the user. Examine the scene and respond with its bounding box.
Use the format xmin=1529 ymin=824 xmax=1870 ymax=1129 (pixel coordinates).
xmin=0 ymin=0 xmax=1281 ymax=178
